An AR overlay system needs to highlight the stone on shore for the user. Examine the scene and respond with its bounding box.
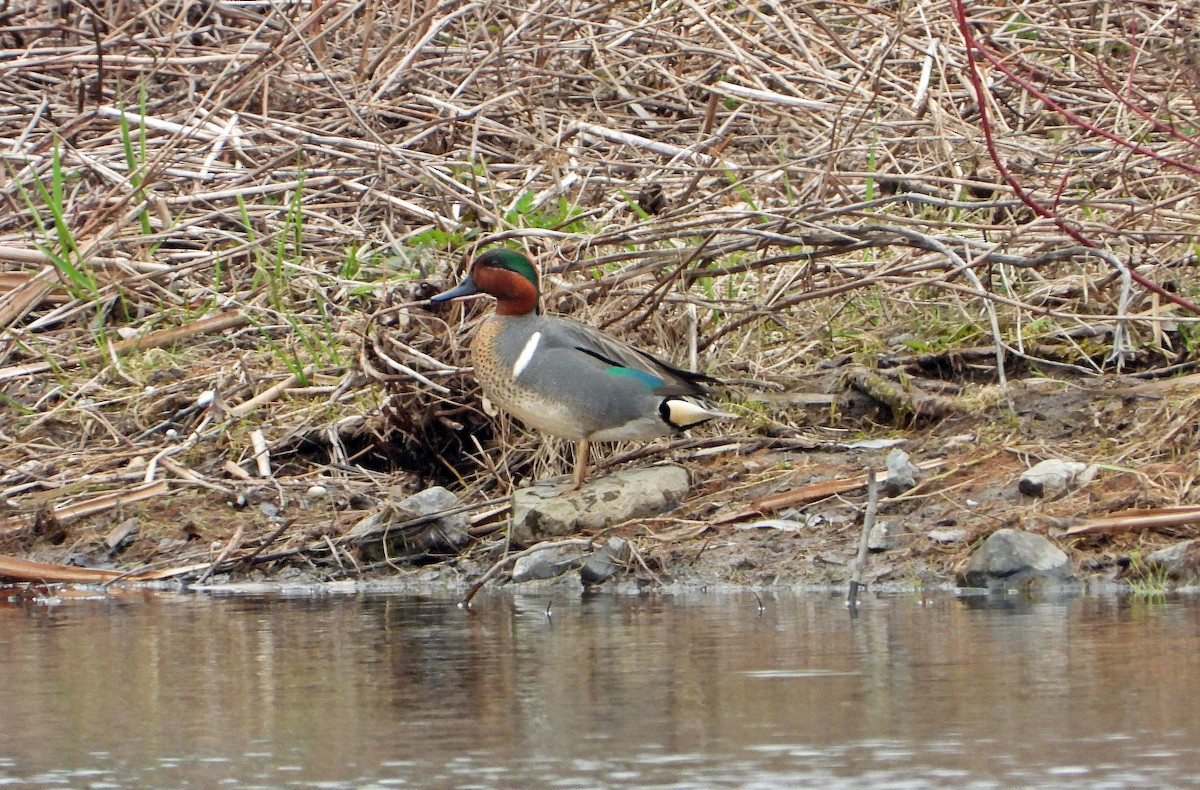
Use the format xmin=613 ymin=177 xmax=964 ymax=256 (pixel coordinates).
xmin=349 ymin=485 xmax=469 ymax=560
xmin=511 ymin=542 xmax=586 ymax=582
xmin=510 ymin=464 xmax=690 ymax=546
xmin=883 ymin=448 xmax=920 ymax=495
xmin=580 ymin=537 xmax=632 ymax=585
xmin=1018 ymin=459 xmax=1093 ymax=498
xmin=1142 ymin=540 xmax=1200 ymax=583
xmin=958 ymin=528 xmax=1075 ymax=590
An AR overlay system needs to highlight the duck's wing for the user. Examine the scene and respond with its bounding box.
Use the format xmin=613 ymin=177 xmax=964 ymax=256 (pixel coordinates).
xmin=552 ymin=318 xmax=720 ymax=396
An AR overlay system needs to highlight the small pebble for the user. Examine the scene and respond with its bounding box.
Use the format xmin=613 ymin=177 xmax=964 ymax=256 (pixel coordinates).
xmin=1018 ymin=459 xmax=1090 ymax=497
xmin=883 ymin=448 xmax=920 ymax=494
xmin=928 ymin=528 xmax=968 ymax=544
xmin=868 ymin=522 xmax=901 ymax=552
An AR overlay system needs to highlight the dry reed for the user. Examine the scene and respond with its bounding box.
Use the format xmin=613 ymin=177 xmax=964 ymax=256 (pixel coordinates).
xmin=2 ymin=0 xmax=1199 ymax=581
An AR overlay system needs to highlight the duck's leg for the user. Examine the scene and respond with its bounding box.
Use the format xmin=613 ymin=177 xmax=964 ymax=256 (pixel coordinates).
xmin=567 ymin=438 xmax=590 ymax=492
xmin=531 ymin=440 xmax=591 ymax=498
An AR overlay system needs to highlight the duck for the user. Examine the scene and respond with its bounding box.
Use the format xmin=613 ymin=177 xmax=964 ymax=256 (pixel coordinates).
xmin=429 ymin=248 xmax=730 ymax=491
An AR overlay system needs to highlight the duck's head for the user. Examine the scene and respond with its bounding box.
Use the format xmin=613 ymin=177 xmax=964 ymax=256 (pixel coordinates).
xmin=429 ymin=249 xmax=541 ymax=316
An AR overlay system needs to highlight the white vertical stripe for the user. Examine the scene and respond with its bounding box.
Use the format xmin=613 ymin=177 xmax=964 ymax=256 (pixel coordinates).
xmin=512 ymin=331 xmax=542 ymax=379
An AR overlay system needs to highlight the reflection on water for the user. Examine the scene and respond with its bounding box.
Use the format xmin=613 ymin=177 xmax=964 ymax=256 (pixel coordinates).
xmin=1 ymin=589 xmax=1198 ymax=788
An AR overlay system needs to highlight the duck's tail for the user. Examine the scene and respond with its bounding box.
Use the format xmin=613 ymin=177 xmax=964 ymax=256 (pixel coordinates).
xmin=661 ymin=398 xmax=737 ymax=430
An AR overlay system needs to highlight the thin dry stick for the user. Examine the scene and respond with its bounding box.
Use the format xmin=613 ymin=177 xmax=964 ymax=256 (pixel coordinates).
xmin=229 ymin=368 xmax=312 ymax=419
xmin=197 ymin=522 xmax=245 ymax=584
xmin=847 ymin=469 xmax=879 ymax=611
xmin=0 ymin=311 xmax=249 ymax=382
xmin=0 ymin=481 xmax=170 ymax=536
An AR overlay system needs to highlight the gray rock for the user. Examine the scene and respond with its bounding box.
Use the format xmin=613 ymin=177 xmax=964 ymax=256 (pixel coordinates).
xmin=402 ymin=486 xmax=470 ymax=549
xmin=958 ymin=528 xmax=1075 ymax=590
xmin=1145 ymin=540 xmax=1200 ymax=580
xmin=349 ymin=485 xmax=469 ymax=560
xmin=868 ymin=521 xmax=901 ymax=551
xmin=883 ymin=448 xmax=920 ymax=495
xmin=511 ymin=542 xmax=585 ymax=582
xmin=928 ymin=528 xmax=967 ymax=544
xmin=736 ymin=516 xmax=820 ymax=532
xmin=104 ymin=517 xmax=139 ymax=557
xmin=510 ymin=464 xmax=690 ymax=545
xmin=401 ymin=486 xmax=466 ymax=525
xmin=580 ymin=537 xmax=632 ymax=584
xmin=1018 ymin=459 xmax=1091 ymax=497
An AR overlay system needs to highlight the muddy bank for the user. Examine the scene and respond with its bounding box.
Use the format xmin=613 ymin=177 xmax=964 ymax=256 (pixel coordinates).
xmin=4 ymin=2 xmax=1200 ymax=597
xmin=4 ymin=372 xmax=1198 ymax=597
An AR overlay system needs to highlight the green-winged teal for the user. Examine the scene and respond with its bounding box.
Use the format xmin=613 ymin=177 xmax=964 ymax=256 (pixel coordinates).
xmin=430 ymin=248 xmax=730 ymax=490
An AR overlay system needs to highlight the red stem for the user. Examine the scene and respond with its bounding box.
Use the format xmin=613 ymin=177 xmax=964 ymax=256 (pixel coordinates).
xmin=948 ymin=0 xmax=1200 ymax=316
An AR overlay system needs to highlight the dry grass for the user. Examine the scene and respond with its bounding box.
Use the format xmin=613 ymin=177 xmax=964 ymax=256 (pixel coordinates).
xmin=2 ymin=0 xmax=1200 ymax=582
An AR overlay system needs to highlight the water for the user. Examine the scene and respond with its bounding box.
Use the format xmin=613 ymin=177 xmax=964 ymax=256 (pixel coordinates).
xmin=1 ymin=589 xmax=1198 ymax=789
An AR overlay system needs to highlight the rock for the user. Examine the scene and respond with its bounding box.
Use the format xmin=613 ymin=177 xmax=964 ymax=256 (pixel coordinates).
xmin=1144 ymin=540 xmax=1200 ymax=581
xmin=580 ymin=537 xmax=632 ymax=584
xmin=957 ymin=528 xmax=1075 ymax=590
xmin=868 ymin=521 xmax=900 ymax=551
xmin=1018 ymin=459 xmax=1093 ymax=497
xmin=1145 ymin=540 xmax=1194 ymax=570
xmin=511 ymin=542 xmax=585 ymax=583
xmin=104 ymin=517 xmax=139 ymax=557
xmin=510 ymin=464 xmax=690 ymax=545
xmin=735 ymin=516 xmax=821 ymax=532
xmin=349 ymin=485 xmax=469 ymax=560
xmin=928 ymin=528 xmax=967 ymax=544
xmin=883 ymin=448 xmax=920 ymax=495
xmin=413 ymin=486 xmax=469 ymax=547
xmin=843 ymin=438 xmax=906 ymax=450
